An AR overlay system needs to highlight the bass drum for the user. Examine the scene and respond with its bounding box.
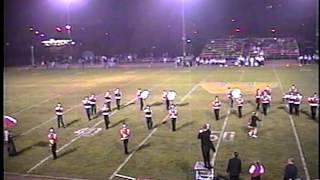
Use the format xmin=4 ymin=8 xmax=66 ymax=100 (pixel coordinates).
xmin=231 ymin=89 xmax=241 ymax=99
xmin=141 ymin=90 xmax=150 ymax=99
xmin=167 ymin=90 xmax=176 ymax=101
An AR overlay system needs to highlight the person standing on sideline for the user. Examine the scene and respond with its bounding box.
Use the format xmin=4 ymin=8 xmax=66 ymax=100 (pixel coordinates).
xmin=293 ymin=92 xmax=302 ymax=115
xmin=48 ymin=127 xmax=58 ymax=160
xmin=114 ymin=88 xmax=122 ymax=110
xmin=261 ymin=91 xmax=271 ymax=116
xmin=308 ymin=92 xmax=319 ymax=120
xmin=248 ymin=161 xmax=265 ymax=180
xmin=197 ymin=123 xmax=216 ymax=169
xmin=82 ymin=96 xmax=91 ymax=121
xmin=168 ymin=104 xmax=178 ymax=131
xmin=119 ymin=123 xmax=131 ymax=154
xmin=136 ymin=88 xmax=144 ymax=111
xmin=5 ymin=130 xmax=17 ymax=156
xmin=101 ymin=104 xmax=110 ymax=129
xmin=236 ymin=95 xmax=244 ymax=118
xmin=4 ymin=129 xmax=9 ymax=156
xmin=211 ymin=96 xmax=221 ymax=120
xmin=255 ymin=88 xmax=262 ymax=111
xmin=104 ymin=90 xmax=112 ymax=111
xmin=143 ymin=105 xmax=153 ymax=130
xmin=264 ymin=85 xmax=272 ymax=96
xmin=55 ymin=102 xmax=65 ymax=128
xmin=226 ymin=152 xmax=242 ymax=180
xmin=89 ymin=93 xmax=97 ymax=116
xmin=283 ymin=158 xmax=298 ymax=180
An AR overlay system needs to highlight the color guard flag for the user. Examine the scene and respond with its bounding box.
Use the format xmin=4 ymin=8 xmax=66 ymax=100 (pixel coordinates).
xmin=4 ymin=115 xmax=17 ymax=129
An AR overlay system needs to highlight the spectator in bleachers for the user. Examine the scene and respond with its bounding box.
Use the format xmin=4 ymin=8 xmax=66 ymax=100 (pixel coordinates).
xmin=238 ymin=55 xmax=245 ymax=66
xmin=303 ymin=55 xmax=308 ymax=65
xmin=200 ymin=58 xmax=204 ymax=65
xmin=312 ymin=53 xmax=319 ymax=61
xmin=298 ymin=55 xmax=304 ymax=65
xmin=195 ymin=57 xmax=200 ymax=66
xmin=307 ymin=55 xmax=312 ymax=64
xmin=249 ymin=57 xmax=255 ymax=67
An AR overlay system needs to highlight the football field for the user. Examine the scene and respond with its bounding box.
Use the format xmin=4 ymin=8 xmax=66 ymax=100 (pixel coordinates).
xmin=3 ymin=64 xmax=319 ymax=180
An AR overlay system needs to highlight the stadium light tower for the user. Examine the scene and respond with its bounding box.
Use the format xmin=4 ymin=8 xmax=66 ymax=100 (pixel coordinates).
xmin=181 ymin=0 xmax=187 ymax=59
xmin=59 ymin=0 xmax=79 ymax=61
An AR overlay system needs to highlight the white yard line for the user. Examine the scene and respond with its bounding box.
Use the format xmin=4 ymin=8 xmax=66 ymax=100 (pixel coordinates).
xmin=114 ymin=173 xmax=136 ymax=180
xmin=5 ymin=171 xmax=92 ymax=180
xmin=272 ymin=67 xmax=310 ymax=180
xmin=21 ymin=103 xmax=82 ymax=136
xmin=212 ymin=68 xmax=244 ymax=166
xmin=108 ymin=76 xmax=208 ymax=180
xmin=10 ymin=94 xmax=61 ymax=116
xmin=26 ymin=76 xmax=175 ymax=174
xmin=211 ymin=109 xmax=231 ymax=167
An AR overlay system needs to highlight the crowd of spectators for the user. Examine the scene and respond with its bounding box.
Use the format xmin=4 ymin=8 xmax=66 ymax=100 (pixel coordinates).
xmin=200 ymin=37 xmax=300 ymax=60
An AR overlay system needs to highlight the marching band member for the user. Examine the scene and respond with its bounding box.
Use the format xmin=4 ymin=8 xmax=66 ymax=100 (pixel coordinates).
xmin=308 ymin=93 xmax=319 ymax=120
xmin=136 ymin=88 xmax=144 ymax=111
xmin=293 ymin=92 xmax=303 ymax=115
xmin=287 ymin=92 xmax=295 ymax=115
xmin=236 ymin=95 xmax=244 ymax=118
xmin=282 ymin=93 xmax=290 ymax=103
xmin=264 ymin=85 xmax=272 ymax=95
xmin=261 ymin=91 xmax=271 ymax=116
xmin=255 ymin=88 xmax=262 ymax=111
xmin=248 ymin=161 xmax=265 ymax=180
xmin=289 ymin=84 xmax=297 ymax=94
xmin=211 ymin=96 xmax=222 ymax=120
xmin=101 ymin=104 xmax=110 ymax=129
xmin=144 ymin=105 xmax=153 ymax=129
xmin=82 ymin=96 xmax=91 ymax=121
xmin=114 ymin=88 xmax=122 ymax=110
xmin=162 ymin=90 xmax=170 ymax=110
xmin=168 ymin=104 xmax=178 ymax=131
xmin=55 ymin=102 xmax=65 ymax=128
xmin=197 ymin=123 xmax=216 ymax=169
xmin=48 ymin=127 xmax=58 ymax=160
xmin=119 ymin=123 xmax=131 ymax=154
xmin=104 ymin=90 xmax=112 ymax=111
xmin=89 ymin=93 xmax=97 ymax=116
xmin=248 ymin=112 xmax=262 ymax=138
xmin=227 ymin=87 xmax=233 ymax=108
xmin=167 ymin=90 xmax=177 ymax=107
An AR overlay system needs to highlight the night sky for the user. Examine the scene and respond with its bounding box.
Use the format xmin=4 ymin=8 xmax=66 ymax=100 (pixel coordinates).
xmin=4 ymin=0 xmax=318 ymax=64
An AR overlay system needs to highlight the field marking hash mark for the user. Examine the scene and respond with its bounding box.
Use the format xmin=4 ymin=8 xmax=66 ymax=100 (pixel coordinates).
xmin=211 ymin=67 xmax=245 ymax=167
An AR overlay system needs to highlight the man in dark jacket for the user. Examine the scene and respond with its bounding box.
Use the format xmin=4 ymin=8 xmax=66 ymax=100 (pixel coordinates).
xmin=197 ymin=123 xmax=216 ymax=169
xmin=226 ymin=152 xmax=242 ymax=180
xmin=283 ymin=158 xmax=298 ymax=180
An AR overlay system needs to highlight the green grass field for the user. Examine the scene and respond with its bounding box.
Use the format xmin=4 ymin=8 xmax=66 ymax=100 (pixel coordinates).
xmin=3 ymin=64 xmax=319 ymax=180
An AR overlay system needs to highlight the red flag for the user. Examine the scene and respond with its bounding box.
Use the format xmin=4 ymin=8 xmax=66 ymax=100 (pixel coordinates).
xmin=4 ymin=115 xmax=17 ymax=129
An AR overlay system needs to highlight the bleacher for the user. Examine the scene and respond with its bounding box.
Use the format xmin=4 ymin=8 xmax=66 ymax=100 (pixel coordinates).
xmin=200 ymin=38 xmax=300 ymax=59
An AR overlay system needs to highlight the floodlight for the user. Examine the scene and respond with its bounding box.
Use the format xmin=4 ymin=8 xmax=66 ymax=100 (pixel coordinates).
xmin=65 ymin=25 xmax=71 ymax=30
